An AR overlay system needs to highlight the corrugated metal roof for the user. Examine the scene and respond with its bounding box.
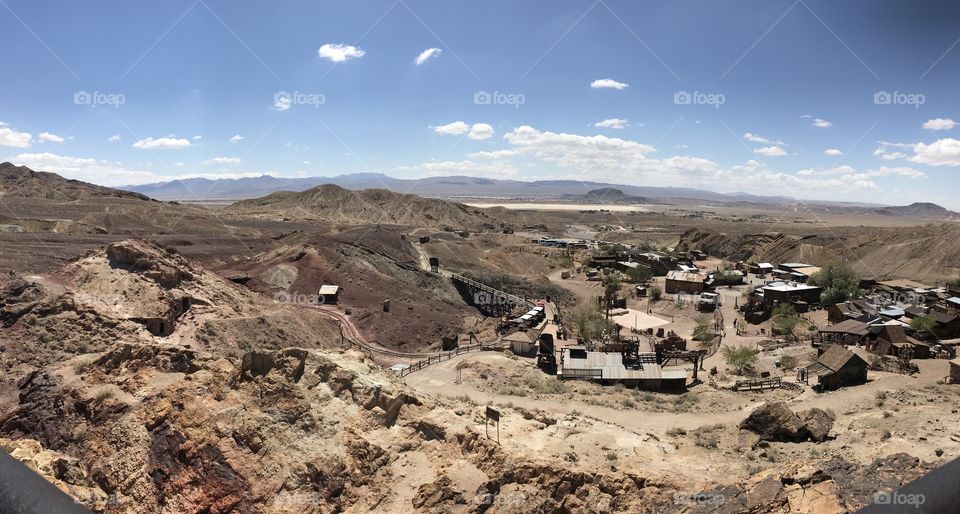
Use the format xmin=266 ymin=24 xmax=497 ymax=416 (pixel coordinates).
xmin=666 ymin=271 xmax=704 ymax=283
xmin=319 ymin=285 xmax=340 ymax=295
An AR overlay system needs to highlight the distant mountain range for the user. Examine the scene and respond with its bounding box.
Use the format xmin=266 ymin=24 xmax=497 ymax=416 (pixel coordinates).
xmin=123 ymin=173 xmax=795 ymax=204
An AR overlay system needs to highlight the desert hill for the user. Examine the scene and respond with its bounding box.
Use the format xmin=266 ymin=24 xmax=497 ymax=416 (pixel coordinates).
xmin=870 ymin=202 xmax=960 ymax=221
xmin=0 ymin=162 xmax=151 ymax=202
xmin=224 ymin=184 xmax=520 ymax=230
xmin=677 ymin=223 xmax=960 ymax=282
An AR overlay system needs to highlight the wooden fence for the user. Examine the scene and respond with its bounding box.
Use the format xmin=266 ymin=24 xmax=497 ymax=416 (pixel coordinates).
xmin=395 ymin=343 xmax=506 ymax=377
xmin=733 ymin=377 xmax=782 ymax=391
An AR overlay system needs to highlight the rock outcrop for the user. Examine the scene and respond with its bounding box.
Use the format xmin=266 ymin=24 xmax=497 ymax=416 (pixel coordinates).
xmin=740 ymin=402 xmax=835 ymax=443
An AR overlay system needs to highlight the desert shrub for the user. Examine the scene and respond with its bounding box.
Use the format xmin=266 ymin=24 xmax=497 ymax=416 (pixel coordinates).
xmin=721 ymin=344 xmax=759 ymax=374
xmin=779 ymin=354 xmax=799 ymax=370
xmin=647 ymin=285 xmax=662 ymax=301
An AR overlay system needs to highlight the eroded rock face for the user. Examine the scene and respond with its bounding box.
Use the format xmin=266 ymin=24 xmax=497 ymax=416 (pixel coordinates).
xmin=107 ymin=240 xmax=193 ymax=289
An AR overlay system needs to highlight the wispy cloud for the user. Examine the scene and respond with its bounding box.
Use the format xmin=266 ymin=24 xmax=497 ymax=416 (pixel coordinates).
xmin=318 ymin=43 xmax=366 ymax=62
xmin=590 ymin=78 xmax=629 ymax=90
xmin=415 ymin=47 xmax=442 ymax=65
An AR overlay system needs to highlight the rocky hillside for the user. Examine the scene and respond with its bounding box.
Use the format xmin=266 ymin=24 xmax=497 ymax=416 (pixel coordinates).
xmin=224 ymin=184 xmax=520 ymax=230
xmin=677 ymin=224 xmax=960 ymax=283
xmin=0 ymin=162 xmax=151 ymax=201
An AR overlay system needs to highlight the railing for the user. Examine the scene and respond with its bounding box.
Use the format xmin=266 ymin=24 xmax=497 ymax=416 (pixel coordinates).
xmin=450 ymin=274 xmax=535 ymax=307
xmin=396 ymin=343 xmax=507 ymax=377
xmin=558 ymin=368 xmax=604 ymax=380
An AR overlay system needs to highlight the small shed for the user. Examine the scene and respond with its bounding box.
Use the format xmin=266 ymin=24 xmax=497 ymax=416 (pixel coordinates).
xmin=318 ymin=285 xmax=341 ymax=305
xmin=665 ymin=271 xmax=706 ymax=294
xmin=805 ymin=344 xmax=868 ymax=390
xmin=948 ymin=358 xmax=960 ymax=384
xmin=505 ymin=330 xmax=539 ymax=356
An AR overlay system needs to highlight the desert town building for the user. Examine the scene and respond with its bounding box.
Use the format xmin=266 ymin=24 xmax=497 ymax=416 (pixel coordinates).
xmin=804 ymin=344 xmax=868 ymax=391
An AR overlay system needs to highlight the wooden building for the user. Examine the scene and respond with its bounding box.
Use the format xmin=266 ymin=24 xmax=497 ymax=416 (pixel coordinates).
xmin=665 ymin=271 xmax=706 ymax=294
xmin=870 ymin=325 xmax=930 ymax=359
xmin=805 ymin=344 xmax=868 ymax=391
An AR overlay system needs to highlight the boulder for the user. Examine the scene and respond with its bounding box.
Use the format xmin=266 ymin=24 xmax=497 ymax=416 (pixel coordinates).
xmin=797 ymin=408 xmax=835 ymax=442
xmin=740 ymin=402 xmax=810 ymax=442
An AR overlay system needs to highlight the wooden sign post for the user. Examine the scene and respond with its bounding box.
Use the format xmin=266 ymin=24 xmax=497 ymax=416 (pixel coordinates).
xmin=485 ymin=406 xmax=500 ymax=444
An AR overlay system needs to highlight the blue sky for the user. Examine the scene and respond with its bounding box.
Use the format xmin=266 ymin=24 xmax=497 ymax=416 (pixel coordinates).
xmin=3 ymin=0 xmax=960 ymax=207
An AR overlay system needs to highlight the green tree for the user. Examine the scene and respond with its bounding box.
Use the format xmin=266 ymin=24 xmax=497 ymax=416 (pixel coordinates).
xmin=771 ymin=303 xmax=803 ymax=342
xmin=602 ymin=273 xmax=621 ymax=319
xmin=721 ymin=344 xmax=760 ymax=375
xmin=571 ymin=305 xmax=601 ymax=341
xmin=692 ymin=315 xmax=716 ymax=342
xmin=910 ymin=315 xmax=937 ymax=338
xmin=807 ymin=263 xmax=860 ymax=306
xmin=626 ymin=265 xmax=652 ymax=284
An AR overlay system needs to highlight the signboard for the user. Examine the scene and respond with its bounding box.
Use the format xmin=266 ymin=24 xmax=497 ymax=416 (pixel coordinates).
xmin=485 ymin=406 xmax=500 ymax=422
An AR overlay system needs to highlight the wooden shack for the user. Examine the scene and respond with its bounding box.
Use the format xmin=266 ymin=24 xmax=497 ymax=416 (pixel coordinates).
xmin=805 ymin=344 xmax=868 ymax=390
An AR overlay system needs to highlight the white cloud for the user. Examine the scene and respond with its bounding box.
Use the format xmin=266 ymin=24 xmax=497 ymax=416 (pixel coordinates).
xmin=466 ymin=150 xmax=516 ymax=159
xmin=400 ymin=159 xmax=518 ymax=178
xmin=468 ymin=123 xmax=494 ymax=140
xmin=174 ymin=162 xmax=185 ymax=167
xmin=318 ymin=43 xmax=365 ymax=63
xmin=108 ymin=134 xmax=121 ymax=142
xmin=432 ymin=121 xmax=469 ymax=136
xmin=590 ymin=78 xmax=628 ymax=90
xmin=824 ymin=148 xmax=843 ymax=156
xmin=7 ymin=152 xmax=274 ymax=186
xmin=132 ymin=137 xmax=191 ymax=150
xmin=431 ymin=121 xmax=493 ymax=139
xmin=753 ymin=146 xmax=788 ymax=157
xmin=922 ymin=118 xmax=956 ymax=131
xmin=595 ymin=118 xmax=629 ymax=129
xmin=192 ymin=135 xmax=202 ymax=141
xmin=744 ymin=132 xmax=784 ymax=145
xmin=909 ymin=138 xmax=960 ymax=166
xmin=415 ymin=47 xmax=442 ymax=65
xmin=0 ymin=121 xmax=7 ymax=126
xmin=203 ymin=156 xmax=241 ymax=165
xmin=800 ymin=114 xmax=812 ymax=119
xmin=811 ymin=118 xmax=832 ymax=128
xmin=274 ymin=95 xmax=291 ymax=111
xmin=229 ymin=134 xmax=245 ymax=143
xmin=38 ymin=132 xmax=65 ymax=143
xmin=0 ymin=127 xmax=33 ymax=148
